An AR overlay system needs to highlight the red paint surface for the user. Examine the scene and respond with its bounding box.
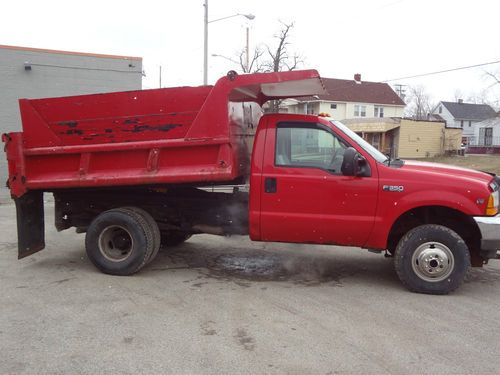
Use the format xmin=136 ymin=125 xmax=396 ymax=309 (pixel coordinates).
xmin=4 ymin=70 xmax=324 ymax=198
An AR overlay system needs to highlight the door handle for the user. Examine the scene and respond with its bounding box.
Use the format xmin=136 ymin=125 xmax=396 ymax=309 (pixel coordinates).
xmin=265 ymin=177 xmax=277 ymax=193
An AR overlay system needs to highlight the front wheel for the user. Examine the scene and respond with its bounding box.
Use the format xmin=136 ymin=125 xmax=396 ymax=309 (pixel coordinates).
xmin=394 ymin=224 xmax=470 ymax=294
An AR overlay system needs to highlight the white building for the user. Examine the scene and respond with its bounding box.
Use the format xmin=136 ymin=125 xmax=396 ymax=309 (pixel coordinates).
xmin=431 ymin=100 xmax=496 ymax=142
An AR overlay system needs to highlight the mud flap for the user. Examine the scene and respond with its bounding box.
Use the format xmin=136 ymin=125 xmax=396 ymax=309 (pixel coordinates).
xmin=14 ymin=191 xmax=45 ymax=259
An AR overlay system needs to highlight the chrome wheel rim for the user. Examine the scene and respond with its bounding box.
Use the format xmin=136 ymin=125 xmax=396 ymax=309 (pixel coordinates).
xmin=411 ymin=242 xmax=454 ymax=282
xmin=98 ymin=225 xmax=134 ymax=262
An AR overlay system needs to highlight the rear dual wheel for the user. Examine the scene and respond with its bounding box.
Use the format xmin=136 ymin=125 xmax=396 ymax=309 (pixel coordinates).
xmin=85 ymin=207 xmax=160 ymax=275
xmin=122 ymin=207 xmax=161 ymax=263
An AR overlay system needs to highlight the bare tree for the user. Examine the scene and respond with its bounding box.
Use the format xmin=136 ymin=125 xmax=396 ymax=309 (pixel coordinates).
xmin=480 ymin=69 xmax=500 ymax=111
xmin=453 ymin=87 xmax=492 ymax=105
xmin=238 ymin=46 xmax=265 ymax=73
xmin=465 ymin=89 xmax=492 ymax=105
xmin=232 ymin=22 xmax=303 ymax=111
xmin=237 ymin=21 xmax=303 ymax=75
xmin=261 ymin=22 xmax=304 ymax=112
xmin=485 ymin=71 xmax=500 ymax=85
xmin=263 ymin=22 xmax=302 ymax=73
xmin=453 ymin=75 xmax=498 ymax=108
xmin=405 ymin=85 xmax=435 ymax=120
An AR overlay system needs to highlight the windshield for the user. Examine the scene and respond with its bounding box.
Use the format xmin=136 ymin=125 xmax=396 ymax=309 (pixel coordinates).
xmin=329 ymin=120 xmax=388 ymax=163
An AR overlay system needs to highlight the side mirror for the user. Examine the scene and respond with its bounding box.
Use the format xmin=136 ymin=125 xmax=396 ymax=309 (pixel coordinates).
xmin=341 ymin=147 xmax=371 ymax=177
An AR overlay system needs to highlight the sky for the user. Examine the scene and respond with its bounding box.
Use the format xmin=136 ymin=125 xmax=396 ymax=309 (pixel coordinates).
xmin=1 ymin=0 xmax=499 ymax=107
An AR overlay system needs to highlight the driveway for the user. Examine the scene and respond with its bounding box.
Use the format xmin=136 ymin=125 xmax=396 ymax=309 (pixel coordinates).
xmin=1 ymin=202 xmax=500 ymax=374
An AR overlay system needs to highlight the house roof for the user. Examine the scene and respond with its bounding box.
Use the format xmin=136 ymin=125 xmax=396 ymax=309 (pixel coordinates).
xmin=440 ymin=101 xmax=496 ymax=120
xmin=430 ymin=114 xmax=445 ymax=121
xmin=297 ymin=78 xmax=405 ymax=106
xmin=0 ymin=44 xmax=142 ymax=61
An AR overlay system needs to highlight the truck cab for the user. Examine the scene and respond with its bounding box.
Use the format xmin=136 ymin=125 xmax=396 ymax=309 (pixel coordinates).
xmin=248 ymin=112 xmax=500 ymax=293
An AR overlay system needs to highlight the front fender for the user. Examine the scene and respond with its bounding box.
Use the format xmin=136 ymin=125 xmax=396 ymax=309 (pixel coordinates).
xmin=367 ymin=189 xmax=482 ymax=250
xmin=392 ymin=190 xmax=480 ymax=216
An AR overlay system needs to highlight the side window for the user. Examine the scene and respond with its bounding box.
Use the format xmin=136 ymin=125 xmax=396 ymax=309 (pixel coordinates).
xmin=354 ymin=104 xmax=367 ymax=117
xmin=275 ymin=124 xmax=348 ymax=173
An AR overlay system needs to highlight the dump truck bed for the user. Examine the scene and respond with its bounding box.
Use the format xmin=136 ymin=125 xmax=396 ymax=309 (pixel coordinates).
xmin=3 ymin=70 xmax=325 ymax=197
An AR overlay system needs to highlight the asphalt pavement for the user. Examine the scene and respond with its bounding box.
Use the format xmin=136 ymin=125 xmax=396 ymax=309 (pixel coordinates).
xmin=1 ymin=200 xmax=500 ymax=374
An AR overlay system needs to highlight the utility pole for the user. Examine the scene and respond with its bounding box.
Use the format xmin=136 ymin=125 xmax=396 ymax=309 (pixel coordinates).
xmin=246 ymin=27 xmax=250 ymax=72
xmin=203 ymin=1 xmax=254 ymax=83
xmin=394 ymin=83 xmax=406 ymax=100
xmin=159 ymin=65 xmax=162 ymax=88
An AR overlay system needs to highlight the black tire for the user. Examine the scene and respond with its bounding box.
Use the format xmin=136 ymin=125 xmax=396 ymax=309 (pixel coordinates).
xmin=85 ymin=208 xmax=155 ymax=275
xmin=394 ymin=224 xmax=470 ymax=294
xmin=122 ymin=207 xmax=161 ymax=264
xmin=161 ymin=231 xmax=192 ymax=247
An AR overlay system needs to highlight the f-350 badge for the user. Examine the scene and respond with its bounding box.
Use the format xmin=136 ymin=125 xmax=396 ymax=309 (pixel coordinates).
xmin=383 ymin=185 xmax=404 ymax=192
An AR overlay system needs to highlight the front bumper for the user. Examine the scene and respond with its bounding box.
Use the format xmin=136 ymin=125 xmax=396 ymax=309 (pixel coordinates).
xmin=473 ymin=214 xmax=500 ymax=259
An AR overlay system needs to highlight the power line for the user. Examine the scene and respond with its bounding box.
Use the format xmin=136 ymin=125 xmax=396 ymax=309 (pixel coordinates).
xmin=383 ymin=59 xmax=500 ymax=82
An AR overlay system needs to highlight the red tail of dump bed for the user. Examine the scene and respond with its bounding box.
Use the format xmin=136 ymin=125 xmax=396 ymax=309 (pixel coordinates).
xmin=3 ymin=70 xmax=325 ymax=197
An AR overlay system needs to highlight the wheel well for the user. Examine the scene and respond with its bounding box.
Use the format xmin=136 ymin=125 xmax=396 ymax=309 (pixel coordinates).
xmin=387 ymin=206 xmax=482 ymax=264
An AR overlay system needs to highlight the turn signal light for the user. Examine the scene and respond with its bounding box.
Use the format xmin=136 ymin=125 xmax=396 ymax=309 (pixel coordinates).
xmin=486 ymin=193 xmax=499 ymax=216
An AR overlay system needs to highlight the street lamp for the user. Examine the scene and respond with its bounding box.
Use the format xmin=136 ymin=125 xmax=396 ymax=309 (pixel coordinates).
xmin=203 ymin=0 xmax=255 ymax=84
xmin=211 ymin=54 xmax=240 ymax=65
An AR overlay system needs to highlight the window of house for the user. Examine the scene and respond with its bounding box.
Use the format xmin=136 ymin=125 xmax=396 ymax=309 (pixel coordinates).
xmin=275 ymin=123 xmax=348 ymax=173
xmin=330 ymin=103 xmax=337 ymax=109
xmin=306 ymin=103 xmax=315 ymax=115
xmin=439 ymin=106 xmax=442 ymax=114
xmin=374 ymin=106 xmax=384 ymax=118
xmin=354 ymin=104 xmax=366 ymax=117
xmin=460 ymin=120 xmax=464 ymax=128
xmin=468 ymin=121 xmax=472 ymax=127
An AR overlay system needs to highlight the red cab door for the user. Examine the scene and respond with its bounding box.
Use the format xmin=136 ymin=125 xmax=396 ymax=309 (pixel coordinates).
xmin=258 ymin=118 xmax=378 ymax=247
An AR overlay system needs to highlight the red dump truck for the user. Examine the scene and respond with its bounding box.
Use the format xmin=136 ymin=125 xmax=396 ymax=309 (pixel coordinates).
xmin=3 ymin=69 xmax=500 ymax=294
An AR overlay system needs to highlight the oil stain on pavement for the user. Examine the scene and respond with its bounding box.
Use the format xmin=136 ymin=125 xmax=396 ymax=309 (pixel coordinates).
xmin=153 ymin=242 xmax=376 ymax=288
